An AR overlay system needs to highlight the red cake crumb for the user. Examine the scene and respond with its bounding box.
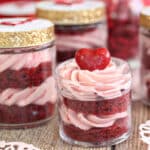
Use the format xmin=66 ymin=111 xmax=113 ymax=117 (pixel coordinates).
xmin=63 ymin=117 xmax=129 ymax=143
xmin=141 ymin=46 xmax=150 ymax=69
xmin=0 ymin=62 xmax=51 ymax=90
xmin=0 ymin=102 xmax=54 ymax=125
xmin=0 ymin=61 xmax=54 ymax=127
xmin=108 ymin=18 xmax=139 ymax=60
xmin=63 ymin=92 xmax=130 ymax=116
xmin=106 ymin=0 xmax=139 ymax=61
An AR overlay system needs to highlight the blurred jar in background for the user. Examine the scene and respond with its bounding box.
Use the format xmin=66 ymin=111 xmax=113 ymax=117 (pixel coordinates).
xmin=105 ymin=0 xmax=143 ymax=62
xmin=0 ymin=0 xmax=40 ymax=18
xmin=37 ymin=0 xmax=107 ymax=63
xmin=140 ymin=7 xmax=150 ymax=105
xmin=103 ymin=0 xmax=143 ymax=100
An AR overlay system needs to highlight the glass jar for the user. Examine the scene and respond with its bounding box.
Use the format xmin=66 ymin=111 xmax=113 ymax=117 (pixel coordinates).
xmin=105 ymin=0 xmax=142 ymax=61
xmin=36 ymin=0 xmax=107 ymax=63
xmin=103 ymin=0 xmax=143 ymax=100
xmin=56 ymin=57 xmax=132 ymax=147
xmin=0 ymin=0 xmax=40 ymax=18
xmin=140 ymin=7 xmax=150 ymax=105
xmin=0 ymin=18 xmax=56 ymax=128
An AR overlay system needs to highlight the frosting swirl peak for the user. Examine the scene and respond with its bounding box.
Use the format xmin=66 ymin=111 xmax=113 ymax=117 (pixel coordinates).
xmin=56 ymin=58 xmax=131 ymax=100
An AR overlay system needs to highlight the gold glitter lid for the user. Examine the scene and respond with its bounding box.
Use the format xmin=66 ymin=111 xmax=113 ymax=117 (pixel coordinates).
xmin=0 ymin=18 xmax=55 ymax=48
xmin=140 ymin=7 xmax=150 ymax=29
xmin=36 ymin=0 xmax=106 ymax=25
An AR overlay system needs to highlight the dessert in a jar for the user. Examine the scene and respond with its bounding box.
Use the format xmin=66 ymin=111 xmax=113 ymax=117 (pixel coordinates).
xmin=104 ymin=0 xmax=143 ymax=100
xmin=56 ymin=48 xmax=132 ymax=146
xmin=36 ymin=0 xmax=107 ymax=63
xmin=0 ymin=0 xmax=40 ymax=18
xmin=105 ymin=0 xmax=142 ymax=61
xmin=140 ymin=7 xmax=150 ymax=105
xmin=0 ymin=18 xmax=56 ymax=128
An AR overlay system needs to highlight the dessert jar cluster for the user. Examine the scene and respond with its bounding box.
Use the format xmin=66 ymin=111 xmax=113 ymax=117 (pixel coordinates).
xmin=140 ymin=7 xmax=150 ymax=105
xmin=105 ymin=0 xmax=142 ymax=61
xmin=56 ymin=54 xmax=132 ymax=146
xmin=0 ymin=0 xmax=40 ymax=18
xmin=0 ymin=18 xmax=56 ymax=128
xmin=36 ymin=0 xmax=107 ymax=63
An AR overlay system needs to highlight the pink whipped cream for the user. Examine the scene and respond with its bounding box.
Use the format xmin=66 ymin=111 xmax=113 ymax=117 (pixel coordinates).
xmin=57 ymin=59 xmax=131 ymax=100
xmin=56 ymin=26 xmax=107 ymax=51
xmin=0 ymin=48 xmax=57 ymax=106
xmin=0 ymin=48 xmax=53 ymax=71
xmin=0 ymin=76 xmax=56 ymax=106
xmin=59 ymin=104 xmax=128 ymax=130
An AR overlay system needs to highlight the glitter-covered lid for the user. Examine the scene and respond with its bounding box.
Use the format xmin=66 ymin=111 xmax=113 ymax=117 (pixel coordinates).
xmin=36 ymin=0 xmax=106 ymax=25
xmin=140 ymin=7 xmax=150 ymax=29
xmin=0 ymin=18 xmax=54 ymax=48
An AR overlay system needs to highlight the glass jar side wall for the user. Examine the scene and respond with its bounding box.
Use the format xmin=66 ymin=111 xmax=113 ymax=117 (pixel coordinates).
xmin=0 ymin=42 xmax=56 ymax=128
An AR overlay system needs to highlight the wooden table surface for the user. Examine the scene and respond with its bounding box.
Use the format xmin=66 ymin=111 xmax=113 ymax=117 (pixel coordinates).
xmin=0 ymin=101 xmax=149 ymax=150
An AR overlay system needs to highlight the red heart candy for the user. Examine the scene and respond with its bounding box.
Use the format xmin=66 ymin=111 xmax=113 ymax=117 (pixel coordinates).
xmin=0 ymin=18 xmax=35 ymax=26
xmin=75 ymin=48 xmax=111 ymax=71
xmin=54 ymin=0 xmax=83 ymax=5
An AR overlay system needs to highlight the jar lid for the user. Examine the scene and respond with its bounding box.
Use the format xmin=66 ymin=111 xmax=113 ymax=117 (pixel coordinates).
xmin=0 ymin=18 xmax=55 ymax=48
xmin=140 ymin=7 xmax=150 ymax=29
xmin=0 ymin=1 xmax=36 ymax=17
xmin=36 ymin=0 xmax=106 ymax=25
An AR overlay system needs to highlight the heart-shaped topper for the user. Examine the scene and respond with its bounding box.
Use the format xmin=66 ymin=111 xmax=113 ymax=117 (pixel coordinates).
xmin=75 ymin=48 xmax=111 ymax=71
xmin=54 ymin=0 xmax=83 ymax=5
xmin=0 ymin=18 xmax=35 ymax=26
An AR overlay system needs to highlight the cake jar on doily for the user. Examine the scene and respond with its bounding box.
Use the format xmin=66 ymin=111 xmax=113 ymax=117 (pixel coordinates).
xmin=140 ymin=7 xmax=150 ymax=105
xmin=0 ymin=0 xmax=40 ymax=18
xmin=0 ymin=18 xmax=56 ymax=128
xmin=36 ymin=0 xmax=107 ymax=63
xmin=56 ymin=48 xmax=132 ymax=147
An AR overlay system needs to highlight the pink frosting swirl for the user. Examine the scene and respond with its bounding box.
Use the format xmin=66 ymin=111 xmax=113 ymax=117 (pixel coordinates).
xmin=0 ymin=48 xmax=53 ymax=72
xmin=0 ymin=47 xmax=57 ymax=106
xmin=0 ymin=77 xmax=57 ymax=106
xmin=59 ymin=104 xmax=128 ymax=130
xmin=57 ymin=58 xmax=131 ymax=100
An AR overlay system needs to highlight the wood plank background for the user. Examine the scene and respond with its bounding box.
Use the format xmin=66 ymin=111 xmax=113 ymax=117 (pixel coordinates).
xmin=0 ymin=102 xmax=149 ymax=150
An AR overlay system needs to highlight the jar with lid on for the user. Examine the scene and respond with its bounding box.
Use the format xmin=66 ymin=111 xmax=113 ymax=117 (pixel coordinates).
xmin=0 ymin=18 xmax=56 ymax=128
xmin=36 ymin=0 xmax=107 ymax=63
xmin=0 ymin=0 xmax=40 ymax=18
xmin=140 ymin=7 xmax=150 ymax=105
